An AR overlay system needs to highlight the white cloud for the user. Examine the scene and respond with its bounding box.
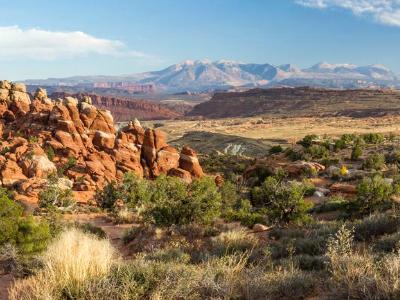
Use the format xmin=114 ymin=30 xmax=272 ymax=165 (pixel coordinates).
xmin=0 ymin=26 xmax=151 ymax=60
xmin=296 ymin=0 xmax=400 ymax=27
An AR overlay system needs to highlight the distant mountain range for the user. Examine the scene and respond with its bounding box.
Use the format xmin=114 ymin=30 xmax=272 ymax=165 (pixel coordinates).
xmin=24 ymin=60 xmax=400 ymax=93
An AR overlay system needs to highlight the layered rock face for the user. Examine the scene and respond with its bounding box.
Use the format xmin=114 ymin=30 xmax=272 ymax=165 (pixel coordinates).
xmin=51 ymin=92 xmax=183 ymax=122
xmin=0 ymin=81 xmax=203 ymax=204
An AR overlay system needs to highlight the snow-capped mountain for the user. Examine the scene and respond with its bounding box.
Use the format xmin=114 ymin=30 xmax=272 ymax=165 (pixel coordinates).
xmin=24 ymin=60 xmax=400 ymax=92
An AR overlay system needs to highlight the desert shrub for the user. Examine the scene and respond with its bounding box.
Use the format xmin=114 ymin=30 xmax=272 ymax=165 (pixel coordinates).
xmin=326 ymin=225 xmax=400 ymax=299
xmin=1 ymin=189 xmax=51 ymax=255
xmin=0 ymin=189 xmax=23 ymax=245
xmin=16 ymin=217 xmax=51 ymax=255
xmin=310 ymin=195 xmax=348 ymax=213
xmin=334 ymin=139 xmax=346 ymax=151
xmin=200 ymin=153 xmax=251 ymax=179
xmin=211 ymin=229 xmax=258 ymax=256
xmin=285 ymin=148 xmax=305 ymax=161
xmin=362 ymin=132 xmax=385 ymax=144
xmin=298 ymin=134 xmax=317 ymax=148
xmin=220 ymin=180 xmax=239 ymax=211
xmin=95 ymin=180 xmax=121 ymax=209
xmin=246 ymin=267 xmax=316 ymax=300
xmin=351 ymin=144 xmax=363 ymax=160
xmin=145 ymin=176 xmax=221 ymax=226
xmin=38 ymin=175 xmax=75 ymax=210
xmin=354 ymin=175 xmax=393 ymax=214
xmin=269 ymin=145 xmax=283 ymax=154
xmin=251 ymin=176 xmax=312 ymax=224
xmin=225 ymin=199 xmax=265 ymax=227
xmin=111 ymin=207 xmax=136 ymax=224
xmin=305 ymin=144 xmax=329 ymax=159
xmin=45 ymin=146 xmax=55 ymax=161
xmin=353 ymin=213 xmax=400 ymax=241
xmin=145 ymin=247 xmax=191 ymax=264
xmin=362 ymin=153 xmax=386 ymax=170
xmin=58 ymin=156 xmax=77 ymax=176
xmin=294 ymin=254 xmax=326 ymax=271
xmin=120 ymin=172 xmax=151 ymax=208
xmin=340 ymin=133 xmax=357 ymax=145
xmin=373 ymin=232 xmax=400 ymax=253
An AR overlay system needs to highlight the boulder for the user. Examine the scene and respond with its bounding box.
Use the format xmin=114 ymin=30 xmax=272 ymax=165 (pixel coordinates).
xmin=168 ymin=168 xmax=192 ymax=184
xmin=92 ymin=130 xmax=115 ymax=150
xmin=330 ymin=183 xmax=357 ymax=195
xmin=1 ymin=160 xmax=27 ymax=186
xmin=179 ymin=146 xmax=204 ymax=178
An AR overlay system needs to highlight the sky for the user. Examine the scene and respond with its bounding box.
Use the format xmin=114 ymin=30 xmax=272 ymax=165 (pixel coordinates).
xmin=1 ymin=0 xmax=400 ymax=80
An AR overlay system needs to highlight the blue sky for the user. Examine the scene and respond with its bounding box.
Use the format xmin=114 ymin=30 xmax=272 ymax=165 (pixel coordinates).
xmin=1 ymin=0 xmax=400 ymax=80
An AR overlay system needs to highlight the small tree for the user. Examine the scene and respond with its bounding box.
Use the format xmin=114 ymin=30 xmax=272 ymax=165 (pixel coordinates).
xmin=251 ymin=176 xmax=311 ymax=224
xmin=355 ymin=175 xmax=393 ymax=214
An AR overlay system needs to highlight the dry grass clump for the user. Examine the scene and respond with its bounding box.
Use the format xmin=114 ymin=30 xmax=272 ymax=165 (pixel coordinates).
xmin=9 ymin=228 xmax=116 ymax=300
xmin=326 ymin=225 xmax=400 ymax=299
xmin=211 ymin=229 xmax=259 ymax=255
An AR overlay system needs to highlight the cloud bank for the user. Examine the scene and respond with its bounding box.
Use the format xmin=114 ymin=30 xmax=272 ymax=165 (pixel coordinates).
xmin=0 ymin=26 xmax=150 ymax=60
xmin=296 ymin=0 xmax=400 ymax=27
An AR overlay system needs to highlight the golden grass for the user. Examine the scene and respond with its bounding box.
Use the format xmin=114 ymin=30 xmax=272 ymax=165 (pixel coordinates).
xmin=9 ymin=228 xmax=116 ymax=300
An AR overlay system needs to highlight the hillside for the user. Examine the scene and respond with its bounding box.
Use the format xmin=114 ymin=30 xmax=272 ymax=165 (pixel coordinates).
xmin=50 ymin=92 xmax=184 ymax=122
xmin=187 ymin=87 xmax=400 ymax=118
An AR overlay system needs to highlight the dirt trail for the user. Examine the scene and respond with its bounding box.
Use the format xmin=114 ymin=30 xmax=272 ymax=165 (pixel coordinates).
xmin=68 ymin=213 xmax=135 ymax=258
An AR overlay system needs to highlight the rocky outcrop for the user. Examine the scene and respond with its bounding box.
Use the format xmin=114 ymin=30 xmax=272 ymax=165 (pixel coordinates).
xmin=50 ymin=92 xmax=183 ymax=122
xmin=0 ymin=81 xmax=204 ymax=204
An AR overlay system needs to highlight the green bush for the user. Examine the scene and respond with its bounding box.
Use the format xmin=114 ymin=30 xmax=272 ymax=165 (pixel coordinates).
xmin=38 ymin=175 xmax=75 ymax=209
xmin=305 ymin=145 xmax=329 ymax=159
xmin=298 ymin=135 xmax=317 ymax=148
xmin=224 ymin=199 xmax=265 ymax=227
xmin=362 ymin=133 xmax=385 ymax=144
xmin=251 ymin=177 xmax=312 ymax=224
xmin=95 ymin=181 xmax=121 ymax=209
xmin=269 ymin=145 xmax=283 ymax=154
xmin=351 ymin=144 xmax=363 ymax=160
xmin=16 ymin=217 xmax=51 ymax=254
xmin=1 ymin=188 xmax=51 ymax=254
xmin=362 ymin=153 xmax=385 ymax=170
xmin=353 ymin=213 xmax=400 ymax=241
xmin=0 ymin=189 xmax=23 ymax=245
xmin=146 ymin=176 xmax=221 ymax=226
xmin=354 ymin=175 xmax=393 ymax=214
xmin=220 ymin=181 xmax=239 ymax=211
xmin=45 ymin=146 xmax=55 ymax=162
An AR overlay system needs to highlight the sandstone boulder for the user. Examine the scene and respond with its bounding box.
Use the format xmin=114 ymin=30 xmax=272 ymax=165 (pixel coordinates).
xmin=179 ymin=146 xmax=204 ymax=178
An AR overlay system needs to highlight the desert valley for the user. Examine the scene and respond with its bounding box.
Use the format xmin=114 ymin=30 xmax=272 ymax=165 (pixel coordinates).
xmin=3 ymin=1 xmax=400 ymax=299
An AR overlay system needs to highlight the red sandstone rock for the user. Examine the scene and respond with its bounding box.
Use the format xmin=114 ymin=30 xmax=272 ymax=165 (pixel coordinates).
xmin=0 ymin=83 xmax=204 ymax=204
xmin=179 ymin=146 xmax=204 ymax=178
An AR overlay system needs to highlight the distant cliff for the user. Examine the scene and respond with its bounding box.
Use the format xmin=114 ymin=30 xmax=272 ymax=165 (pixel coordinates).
xmin=187 ymin=87 xmax=400 ymax=118
xmin=51 ymin=92 xmax=182 ymax=122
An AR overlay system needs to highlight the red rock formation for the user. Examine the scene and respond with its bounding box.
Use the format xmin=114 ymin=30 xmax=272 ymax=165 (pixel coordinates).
xmin=0 ymin=81 xmax=203 ymax=204
xmin=51 ymin=92 xmax=183 ymax=122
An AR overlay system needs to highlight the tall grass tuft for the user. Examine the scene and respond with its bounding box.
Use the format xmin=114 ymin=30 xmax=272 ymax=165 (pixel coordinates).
xmin=9 ymin=228 xmax=116 ymax=300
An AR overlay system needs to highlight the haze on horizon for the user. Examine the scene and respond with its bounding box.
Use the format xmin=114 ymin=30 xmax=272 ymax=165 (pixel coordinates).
xmin=0 ymin=0 xmax=400 ymax=80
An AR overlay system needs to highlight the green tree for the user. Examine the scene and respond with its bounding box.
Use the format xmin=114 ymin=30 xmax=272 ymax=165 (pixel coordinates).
xmin=355 ymin=175 xmax=393 ymax=214
xmin=251 ymin=177 xmax=311 ymax=224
